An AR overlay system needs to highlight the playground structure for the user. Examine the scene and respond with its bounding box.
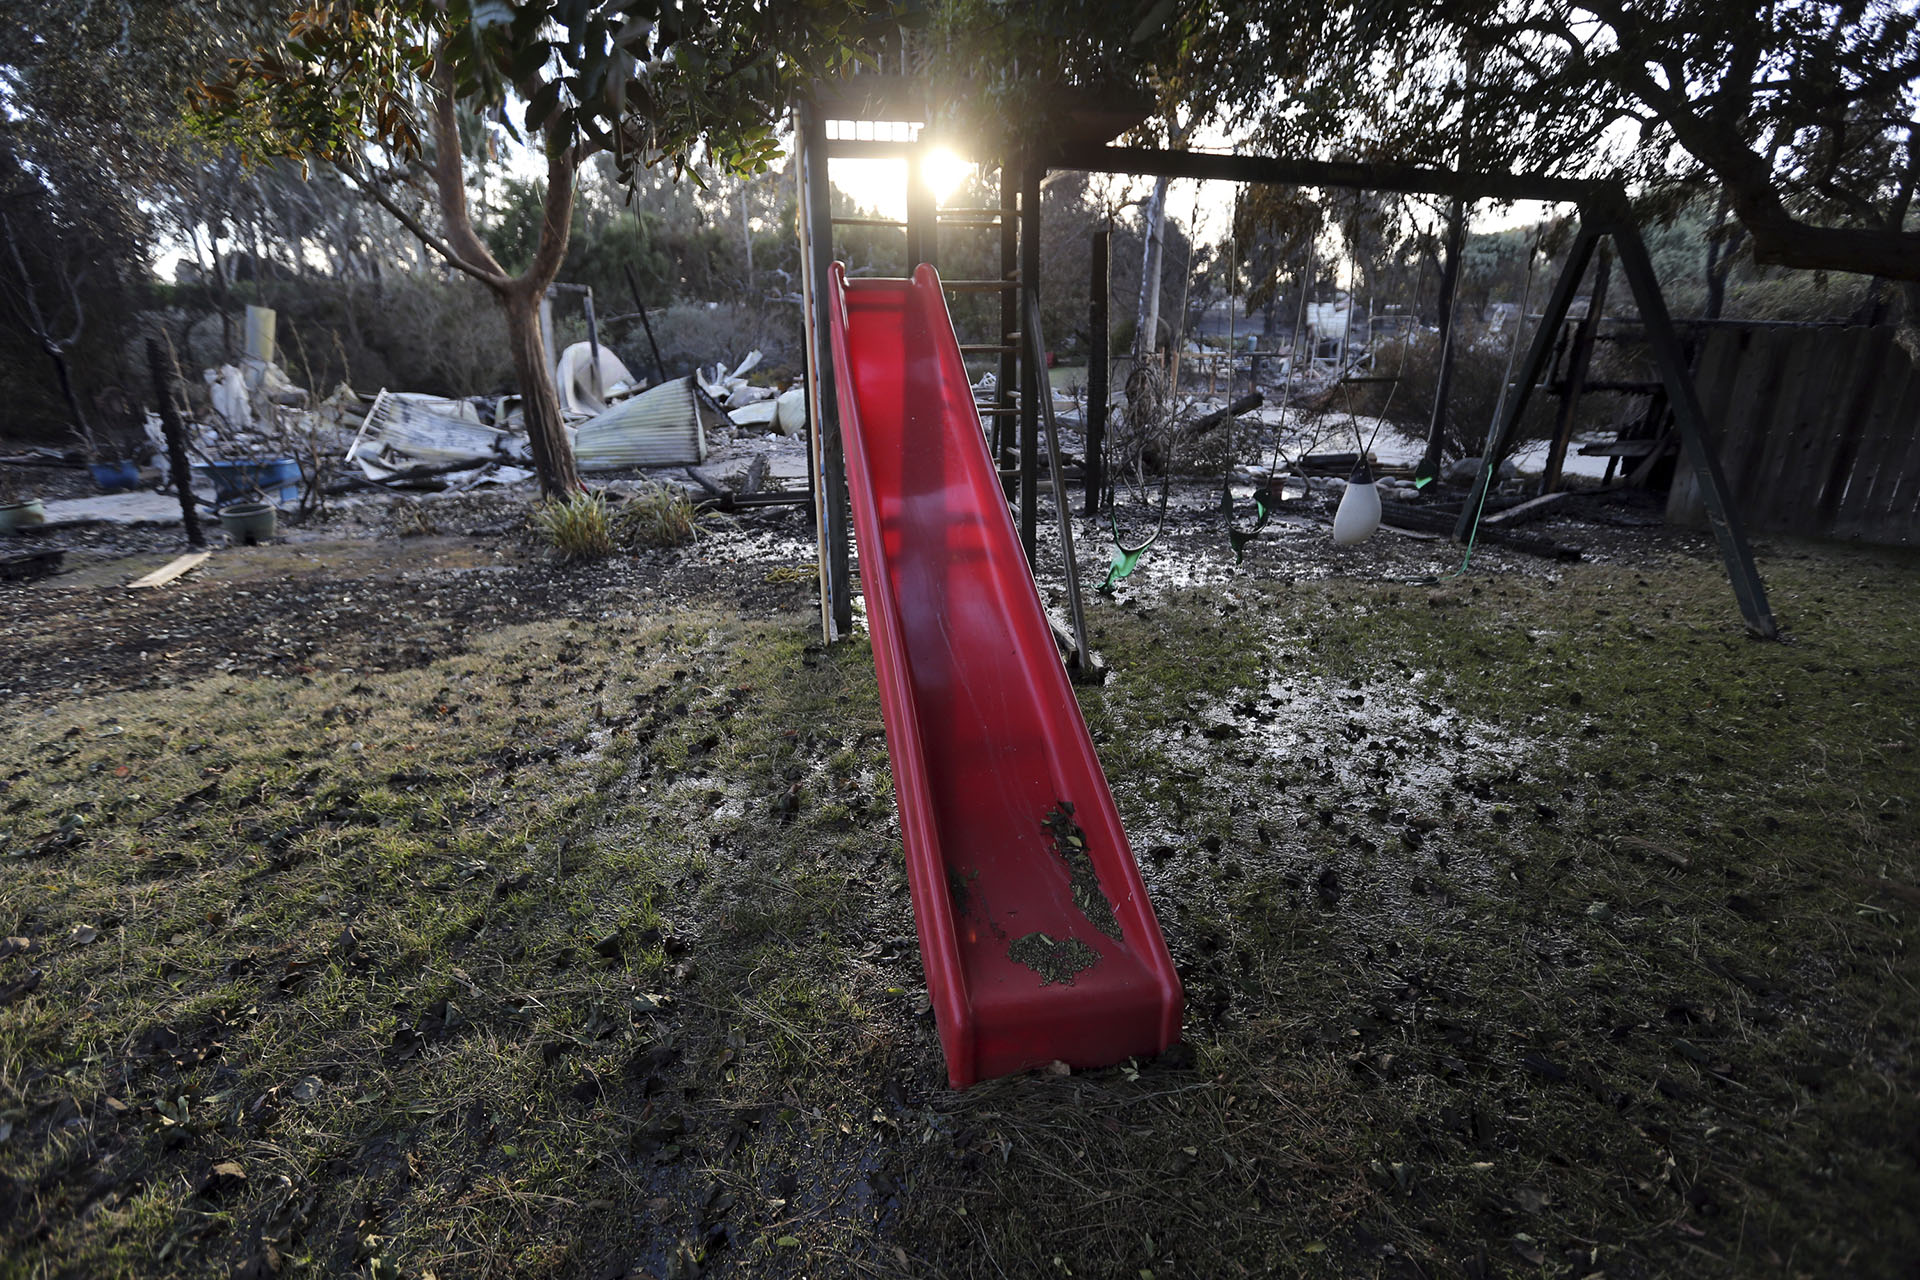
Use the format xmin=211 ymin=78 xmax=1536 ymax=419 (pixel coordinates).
xmin=787 ymin=68 xmax=1784 ymax=1087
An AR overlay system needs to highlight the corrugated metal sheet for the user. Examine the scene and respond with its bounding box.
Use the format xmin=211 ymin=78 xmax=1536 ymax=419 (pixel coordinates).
xmin=347 ymin=389 xmax=525 ymax=468
xmin=572 ymin=376 xmax=721 ymax=470
xmin=556 ymin=341 xmax=638 ymax=416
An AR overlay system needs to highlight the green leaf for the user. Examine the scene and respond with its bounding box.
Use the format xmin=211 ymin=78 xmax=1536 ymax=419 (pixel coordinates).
xmin=525 ymin=78 xmax=562 ymax=130
xmin=510 ymin=38 xmax=551 ymax=82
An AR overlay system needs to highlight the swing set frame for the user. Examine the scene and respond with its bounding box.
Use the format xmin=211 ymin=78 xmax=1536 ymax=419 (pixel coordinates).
xmin=794 ymin=82 xmax=1778 ymax=640
xmin=1043 ymin=142 xmax=1778 ymax=638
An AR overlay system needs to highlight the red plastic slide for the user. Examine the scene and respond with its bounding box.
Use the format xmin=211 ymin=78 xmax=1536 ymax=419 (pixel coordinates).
xmin=825 ymin=263 xmax=1182 ymax=1087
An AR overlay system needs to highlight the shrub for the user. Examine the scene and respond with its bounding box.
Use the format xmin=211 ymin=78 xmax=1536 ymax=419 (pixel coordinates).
xmin=615 ymin=482 xmax=703 ymax=548
xmin=639 ymin=301 xmax=803 ymax=382
xmin=532 ymin=489 xmax=615 ymax=561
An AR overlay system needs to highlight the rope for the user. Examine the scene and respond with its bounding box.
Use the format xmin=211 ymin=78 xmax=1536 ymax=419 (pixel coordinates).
xmin=1411 ymin=218 xmax=1548 ymax=584
xmin=1220 ymin=224 xmax=1327 ymax=563
xmin=1101 ymin=359 xmax=1173 ymax=591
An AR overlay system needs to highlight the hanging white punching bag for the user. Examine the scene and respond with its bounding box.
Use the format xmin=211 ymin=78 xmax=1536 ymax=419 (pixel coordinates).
xmin=1332 ymin=461 xmax=1382 ymax=546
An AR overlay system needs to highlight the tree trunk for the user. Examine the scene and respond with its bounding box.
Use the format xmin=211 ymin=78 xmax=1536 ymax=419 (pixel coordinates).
xmin=1420 ymin=47 xmax=1477 ymax=481
xmin=408 ymin=53 xmax=582 ymax=499
xmin=45 ymin=343 xmax=95 ymax=456
xmin=1134 ymin=174 xmax=1170 ymax=357
xmin=502 ymin=280 xmax=579 ymax=497
xmin=147 ymin=337 xmax=205 ymax=549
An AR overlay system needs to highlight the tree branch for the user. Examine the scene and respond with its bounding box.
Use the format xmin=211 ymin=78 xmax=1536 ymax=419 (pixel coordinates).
xmin=1813 ymin=175 xmax=1882 ymax=224
xmin=1740 ymin=212 xmax=1920 ymax=280
xmin=1714 ymin=25 xmax=1762 ymax=129
xmin=342 ymin=166 xmax=509 ymax=290
xmin=522 ymin=121 xmax=578 ymax=292
xmin=428 ymin=56 xmax=508 ymax=281
xmin=1 ymin=216 xmax=38 ymax=325
xmin=57 ymin=262 xmax=85 ymax=349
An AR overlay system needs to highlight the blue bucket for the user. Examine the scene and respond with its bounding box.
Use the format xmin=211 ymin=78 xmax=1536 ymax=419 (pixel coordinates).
xmin=88 ymin=459 xmax=141 ymax=492
xmin=195 ymin=457 xmax=302 ymax=504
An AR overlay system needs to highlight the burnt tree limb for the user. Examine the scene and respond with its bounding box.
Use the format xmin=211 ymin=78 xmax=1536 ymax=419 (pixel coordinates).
xmin=146 ymin=337 xmax=204 ymax=549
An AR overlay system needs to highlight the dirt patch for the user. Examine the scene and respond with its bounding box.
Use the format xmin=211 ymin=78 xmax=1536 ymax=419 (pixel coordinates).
xmin=0 ymin=491 xmax=819 ymax=704
xmin=1006 ymin=932 xmax=1102 ymax=986
xmin=1042 ymin=801 xmax=1123 ymax=941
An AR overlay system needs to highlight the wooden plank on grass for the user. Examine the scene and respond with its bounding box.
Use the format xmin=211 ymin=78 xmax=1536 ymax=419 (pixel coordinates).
xmin=128 ymin=551 xmax=211 ymax=589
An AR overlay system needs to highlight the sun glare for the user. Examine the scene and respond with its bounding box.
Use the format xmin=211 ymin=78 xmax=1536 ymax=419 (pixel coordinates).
xmin=921 ymin=147 xmax=975 ymax=204
xmin=813 ymin=146 xmax=977 ymax=221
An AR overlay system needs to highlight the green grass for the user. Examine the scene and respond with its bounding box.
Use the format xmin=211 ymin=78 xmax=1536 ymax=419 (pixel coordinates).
xmin=531 ymin=490 xmax=616 ymax=561
xmin=614 ymin=483 xmax=706 ymax=550
xmin=2 ymin=538 xmax=1916 ymax=1278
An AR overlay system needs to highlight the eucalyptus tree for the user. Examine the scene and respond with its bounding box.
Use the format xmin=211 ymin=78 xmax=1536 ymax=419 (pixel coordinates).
xmin=928 ymin=1 xmax=1919 ymax=289
xmin=1185 ymin=0 xmax=1920 ymax=286
xmin=195 ymin=0 xmax=895 ymax=497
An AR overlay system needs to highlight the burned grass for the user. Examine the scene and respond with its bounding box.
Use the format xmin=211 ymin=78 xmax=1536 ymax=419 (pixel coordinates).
xmin=1 ymin=520 xmax=1916 ymax=1279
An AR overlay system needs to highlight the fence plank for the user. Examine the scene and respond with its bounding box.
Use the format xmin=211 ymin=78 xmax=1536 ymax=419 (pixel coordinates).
xmin=1832 ymin=355 xmax=1907 ymax=540
xmin=1869 ymin=365 xmax=1920 ymax=543
xmin=1668 ymin=323 xmax=1918 ymax=545
xmin=1692 ymin=328 xmax=1741 ymax=424
xmin=1738 ymin=329 xmax=1822 ymax=529
xmin=1781 ymin=329 xmax=1862 ymax=534
xmin=1668 ymin=327 xmax=1773 ymax=527
xmin=1769 ymin=328 xmax=1855 ymax=535
xmin=1812 ymin=328 xmax=1894 ymax=530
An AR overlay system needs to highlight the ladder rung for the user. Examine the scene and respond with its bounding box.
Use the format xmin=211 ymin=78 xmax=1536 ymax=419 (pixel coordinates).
xmin=961 ymin=344 xmax=1017 ymax=354
xmin=976 ymin=407 xmax=1021 ymax=416
xmin=937 ymin=208 xmax=1007 ymax=218
xmin=830 ymin=216 xmax=907 ymax=228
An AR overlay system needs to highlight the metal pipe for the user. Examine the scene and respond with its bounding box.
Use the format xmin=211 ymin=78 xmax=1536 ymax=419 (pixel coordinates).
xmin=1027 ymin=292 xmax=1091 ymax=672
xmin=1019 ymin=157 xmax=1042 ymax=562
xmin=581 ymin=288 xmax=601 ymax=403
xmin=1086 ymin=229 xmax=1109 ymax=516
xmin=798 ymin=101 xmax=853 ymax=639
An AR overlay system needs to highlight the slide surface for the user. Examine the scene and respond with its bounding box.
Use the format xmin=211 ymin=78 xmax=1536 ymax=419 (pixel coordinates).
xmin=826 ymin=263 xmax=1182 ymax=1087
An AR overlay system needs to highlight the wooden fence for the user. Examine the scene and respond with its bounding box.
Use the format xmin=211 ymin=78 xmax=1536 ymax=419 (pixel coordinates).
xmin=1670 ymin=324 xmax=1920 ymax=545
